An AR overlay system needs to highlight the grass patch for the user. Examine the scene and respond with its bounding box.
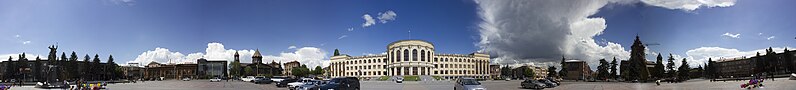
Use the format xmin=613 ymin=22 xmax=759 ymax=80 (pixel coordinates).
xmin=378 ymin=76 xmax=391 ymax=81
xmin=432 ymin=76 xmax=443 ymax=80
xmin=403 ymin=76 xmax=420 ymax=81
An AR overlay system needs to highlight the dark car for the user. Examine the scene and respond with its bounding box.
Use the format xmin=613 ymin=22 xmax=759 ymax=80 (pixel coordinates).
xmin=253 ymin=77 xmax=273 ymax=84
xmin=319 ymin=77 xmax=360 ymax=90
xmin=544 ymin=78 xmax=559 ymax=85
xmin=538 ymin=79 xmax=558 ymax=88
xmin=521 ymin=79 xmax=546 ymax=89
xmin=454 ymin=77 xmax=486 ymax=90
xmin=276 ymin=78 xmax=298 ymax=87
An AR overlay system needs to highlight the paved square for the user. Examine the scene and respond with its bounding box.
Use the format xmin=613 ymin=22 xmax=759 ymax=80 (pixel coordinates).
xmin=9 ymin=78 xmax=796 ymax=90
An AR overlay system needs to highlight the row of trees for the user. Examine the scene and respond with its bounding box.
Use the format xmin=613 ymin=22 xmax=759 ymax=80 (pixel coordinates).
xmin=3 ymin=45 xmax=122 ymax=82
xmin=290 ymin=65 xmax=325 ymax=78
xmin=498 ymin=65 xmax=535 ymax=79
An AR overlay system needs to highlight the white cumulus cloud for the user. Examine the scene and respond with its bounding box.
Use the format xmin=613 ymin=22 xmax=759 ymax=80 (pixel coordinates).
xmin=722 ymin=32 xmax=740 ymax=38
xmin=676 ymin=46 xmax=794 ymax=68
xmin=263 ymin=47 xmax=329 ymax=69
xmin=474 ymin=0 xmax=735 ymax=69
xmin=377 ymin=10 xmax=397 ymax=23
xmin=288 ymin=46 xmax=297 ymax=49
xmin=475 ymin=0 xmax=632 ymax=69
xmin=347 ymin=28 xmax=354 ymax=31
xmin=361 ymin=14 xmax=376 ymax=27
xmin=129 ymin=43 xmax=256 ymax=65
xmin=641 ymin=0 xmax=736 ymax=11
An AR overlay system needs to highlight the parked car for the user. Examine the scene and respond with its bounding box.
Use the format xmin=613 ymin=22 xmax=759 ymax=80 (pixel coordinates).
xmin=505 ymin=78 xmax=511 ymax=81
xmin=790 ymin=73 xmax=796 ymax=80
xmin=288 ymin=78 xmax=314 ymax=90
xmin=182 ymin=77 xmax=191 ymax=81
xmin=319 ymin=77 xmax=360 ymax=90
xmin=210 ymin=77 xmax=222 ymax=82
xmin=395 ymin=77 xmax=403 ymax=83
xmin=454 ymin=77 xmax=486 ymax=90
xmin=253 ymin=77 xmax=273 ymax=84
xmin=538 ymin=79 xmax=558 ymax=88
xmin=295 ymin=80 xmax=323 ymax=90
xmin=271 ymin=76 xmax=288 ymax=83
xmin=545 ymin=78 xmax=560 ymax=85
xmin=276 ymin=78 xmax=298 ymax=87
xmin=241 ymin=76 xmax=256 ymax=82
xmin=521 ymin=79 xmax=546 ymax=89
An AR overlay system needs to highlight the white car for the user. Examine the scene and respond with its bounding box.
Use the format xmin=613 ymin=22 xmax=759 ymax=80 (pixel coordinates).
xmin=182 ymin=77 xmax=191 ymax=81
xmin=288 ymin=78 xmax=313 ymax=90
xmin=241 ymin=76 xmax=255 ymax=82
xmin=396 ymin=77 xmax=404 ymax=83
xmin=210 ymin=77 xmax=222 ymax=82
xmin=271 ymin=76 xmax=288 ymax=82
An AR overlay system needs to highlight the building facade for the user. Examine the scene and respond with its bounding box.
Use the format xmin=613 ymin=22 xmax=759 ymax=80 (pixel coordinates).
xmin=143 ymin=62 xmax=198 ymax=80
xmin=489 ymin=64 xmax=501 ymax=79
xmin=563 ymin=60 xmax=591 ymax=80
xmin=329 ymin=40 xmax=490 ymax=79
xmin=237 ymin=50 xmax=283 ymax=76
xmin=283 ymin=61 xmax=301 ymax=76
xmin=197 ymin=58 xmax=228 ymax=78
xmin=532 ymin=66 xmax=548 ymax=80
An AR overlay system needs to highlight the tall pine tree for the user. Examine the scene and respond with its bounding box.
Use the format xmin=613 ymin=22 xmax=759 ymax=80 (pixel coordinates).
xmin=677 ymin=58 xmax=690 ymax=81
xmin=666 ymin=54 xmax=677 ymax=78
xmin=610 ymin=57 xmax=618 ymax=79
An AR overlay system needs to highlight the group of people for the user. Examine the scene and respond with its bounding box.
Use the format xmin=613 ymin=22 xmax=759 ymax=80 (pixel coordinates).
xmin=741 ymin=75 xmax=767 ymax=89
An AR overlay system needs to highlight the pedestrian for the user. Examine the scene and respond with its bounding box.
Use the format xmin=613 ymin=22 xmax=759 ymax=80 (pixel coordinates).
xmin=655 ymin=79 xmax=661 ymax=86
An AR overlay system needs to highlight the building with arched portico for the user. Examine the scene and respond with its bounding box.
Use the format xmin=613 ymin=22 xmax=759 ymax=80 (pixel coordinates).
xmin=329 ymin=40 xmax=490 ymax=80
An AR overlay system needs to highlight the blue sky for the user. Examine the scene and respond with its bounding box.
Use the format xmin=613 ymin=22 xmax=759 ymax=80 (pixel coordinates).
xmin=1 ymin=0 xmax=794 ymax=68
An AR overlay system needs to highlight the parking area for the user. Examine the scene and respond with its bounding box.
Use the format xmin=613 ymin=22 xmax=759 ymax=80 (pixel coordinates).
xmin=10 ymin=78 xmax=796 ymax=90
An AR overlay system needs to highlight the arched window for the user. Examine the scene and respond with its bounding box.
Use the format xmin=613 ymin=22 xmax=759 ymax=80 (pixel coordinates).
xmin=412 ymin=49 xmax=418 ymax=61
xmin=421 ymin=50 xmax=425 ymax=62
xmin=404 ymin=49 xmax=409 ymax=61
xmin=397 ymin=50 xmax=402 ymax=62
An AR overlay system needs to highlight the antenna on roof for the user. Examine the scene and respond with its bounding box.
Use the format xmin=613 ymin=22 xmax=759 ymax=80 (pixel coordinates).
xmin=408 ymin=28 xmax=412 ymax=39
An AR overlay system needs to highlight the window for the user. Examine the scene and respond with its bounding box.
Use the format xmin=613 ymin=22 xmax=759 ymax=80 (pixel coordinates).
xmin=403 ymin=49 xmax=409 ymax=61
xmin=412 ymin=49 xmax=418 ymax=61
xmin=421 ymin=50 xmax=425 ymax=62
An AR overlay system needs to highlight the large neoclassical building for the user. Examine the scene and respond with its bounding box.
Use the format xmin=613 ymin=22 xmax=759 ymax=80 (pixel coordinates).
xmin=329 ymin=40 xmax=491 ymax=79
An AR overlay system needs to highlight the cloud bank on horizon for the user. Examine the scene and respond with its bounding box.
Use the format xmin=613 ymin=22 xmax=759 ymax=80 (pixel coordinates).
xmin=474 ymin=0 xmax=737 ymax=68
xmin=127 ymin=43 xmax=329 ymax=69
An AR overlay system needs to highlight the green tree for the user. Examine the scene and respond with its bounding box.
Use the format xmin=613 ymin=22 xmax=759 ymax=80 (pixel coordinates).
xmin=18 ymin=53 xmax=28 ymax=81
xmin=677 ymin=58 xmax=690 ymax=81
xmin=83 ymin=55 xmax=91 ymax=80
xmin=93 ymin=54 xmax=101 ymax=80
xmin=333 ymin=49 xmax=340 ymax=56
xmin=610 ymin=57 xmax=618 ymax=79
xmin=292 ymin=65 xmax=311 ymax=77
xmin=230 ymin=61 xmax=241 ymax=77
xmin=313 ymin=66 xmax=324 ymax=75
xmin=108 ymin=55 xmax=121 ymax=80
xmin=59 ymin=52 xmax=67 ymax=80
xmin=666 ymin=54 xmax=676 ymax=78
xmin=547 ymin=66 xmax=557 ymax=78
xmin=68 ymin=52 xmax=78 ymax=80
xmin=500 ymin=66 xmax=512 ymax=77
xmin=597 ymin=59 xmax=609 ymax=79
xmin=523 ymin=67 xmax=534 ymax=78
xmin=654 ymin=54 xmax=665 ymax=79
xmin=243 ymin=67 xmax=253 ymax=76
